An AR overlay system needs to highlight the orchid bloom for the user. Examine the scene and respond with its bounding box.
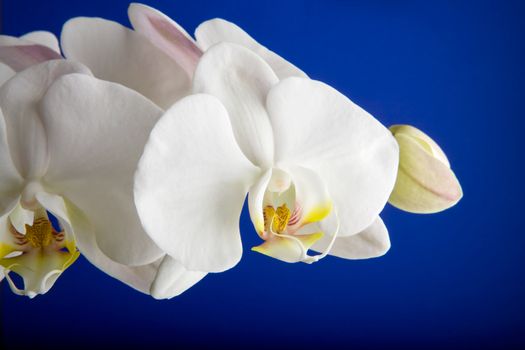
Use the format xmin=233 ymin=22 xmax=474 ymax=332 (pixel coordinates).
xmin=134 ymin=42 xmax=399 ymax=272
xmin=0 ymin=19 xmax=208 ymax=299
xmin=0 ymin=59 xmax=204 ymax=298
xmin=388 ymin=125 xmax=463 ymax=213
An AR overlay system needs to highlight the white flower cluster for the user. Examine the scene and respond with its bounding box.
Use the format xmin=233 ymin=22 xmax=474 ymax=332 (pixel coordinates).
xmin=0 ymin=4 xmax=462 ymax=299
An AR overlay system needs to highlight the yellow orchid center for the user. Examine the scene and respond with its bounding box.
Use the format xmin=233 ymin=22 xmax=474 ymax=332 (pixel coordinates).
xmin=263 ymin=204 xmax=291 ymax=234
xmin=24 ymin=217 xmax=54 ymax=248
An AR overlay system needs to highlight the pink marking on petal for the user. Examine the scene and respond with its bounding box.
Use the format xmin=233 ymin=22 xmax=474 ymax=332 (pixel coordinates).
xmin=0 ymin=45 xmax=62 ymax=71
xmin=129 ymin=4 xmax=202 ymax=79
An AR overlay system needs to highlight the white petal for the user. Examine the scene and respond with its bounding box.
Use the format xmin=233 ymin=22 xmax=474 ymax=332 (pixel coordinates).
xmin=0 ymin=63 xmax=15 ymax=85
xmin=267 ymin=77 xmax=399 ymax=236
xmin=248 ymin=169 xmax=272 ymax=235
xmin=61 ymin=17 xmax=190 ymax=109
xmin=312 ymin=217 xmax=390 ymax=259
xmin=20 ymin=31 xmax=61 ymax=53
xmin=0 ymin=108 xmax=23 ymax=216
xmin=0 ymin=60 xmax=90 ymax=180
xmin=135 ymin=94 xmax=260 ymax=272
xmin=193 ymin=42 xmax=276 ymax=168
xmin=0 ymin=45 xmax=62 ymax=71
xmin=128 ymin=3 xmax=202 ymax=78
xmin=40 ymin=73 xmax=164 ymax=266
xmin=0 ymin=35 xmax=25 ymax=46
xmin=8 ymin=202 xmax=34 ymax=234
xmin=35 ymin=192 xmax=160 ymax=294
xmin=150 ymin=255 xmax=206 ymax=299
xmin=195 ymin=19 xmax=307 ymax=79
xmin=285 ymin=165 xmax=332 ymax=227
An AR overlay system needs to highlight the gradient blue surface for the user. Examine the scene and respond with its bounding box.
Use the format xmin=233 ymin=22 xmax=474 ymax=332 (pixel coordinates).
xmin=1 ymin=0 xmax=524 ymax=349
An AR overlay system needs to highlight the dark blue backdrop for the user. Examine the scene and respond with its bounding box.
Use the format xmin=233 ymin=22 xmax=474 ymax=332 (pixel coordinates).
xmin=2 ymin=1 xmax=524 ymax=349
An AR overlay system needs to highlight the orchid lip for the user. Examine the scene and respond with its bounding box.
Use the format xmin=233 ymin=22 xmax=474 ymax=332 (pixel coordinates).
xmin=1 ymin=200 xmax=79 ymax=298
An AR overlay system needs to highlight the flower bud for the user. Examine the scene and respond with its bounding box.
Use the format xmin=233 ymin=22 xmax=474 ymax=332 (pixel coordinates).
xmin=388 ymin=125 xmax=462 ymax=213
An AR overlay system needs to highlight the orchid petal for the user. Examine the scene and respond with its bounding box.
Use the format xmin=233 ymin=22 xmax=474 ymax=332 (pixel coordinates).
xmin=36 ymin=192 xmax=165 ymax=294
xmin=388 ymin=126 xmax=462 ymax=213
xmin=40 ymin=73 xmax=164 ymax=266
xmin=285 ymin=165 xmax=332 ymax=227
xmin=135 ymin=94 xmax=260 ymax=272
xmin=193 ymin=42 xmax=276 ymax=168
xmin=20 ymin=31 xmax=61 ymax=53
xmin=150 ymin=255 xmax=206 ymax=299
xmin=0 ymin=60 xmax=90 ymax=180
xmin=0 ymin=63 xmax=15 ymax=85
xmin=0 ymin=36 xmax=24 ymax=46
xmin=195 ymin=19 xmax=307 ymax=79
xmin=0 ymin=45 xmax=62 ymax=72
xmin=8 ymin=202 xmax=34 ymax=235
xmin=390 ymin=125 xmax=450 ymax=166
xmin=0 ymin=108 xmax=23 ymax=215
xmin=128 ymin=3 xmax=202 ymax=78
xmin=0 ymin=206 xmax=20 ymax=258
xmin=248 ymin=169 xmax=272 ymax=236
xmin=3 ymin=248 xmax=79 ymax=298
xmin=252 ymin=232 xmax=323 ymax=263
xmin=267 ymin=77 xmax=399 ymax=236
xmin=61 ymin=17 xmax=190 ymax=109
xmin=312 ymin=217 xmax=390 ymax=259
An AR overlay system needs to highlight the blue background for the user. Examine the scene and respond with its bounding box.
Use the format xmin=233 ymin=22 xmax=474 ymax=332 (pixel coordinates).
xmin=1 ymin=0 xmax=524 ymax=348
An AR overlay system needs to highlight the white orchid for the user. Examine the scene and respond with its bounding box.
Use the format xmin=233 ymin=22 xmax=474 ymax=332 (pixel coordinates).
xmin=0 ymin=17 xmax=211 ymax=299
xmin=0 ymin=59 xmax=205 ymax=298
xmin=134 ymin=42 xmax=399 ymax=272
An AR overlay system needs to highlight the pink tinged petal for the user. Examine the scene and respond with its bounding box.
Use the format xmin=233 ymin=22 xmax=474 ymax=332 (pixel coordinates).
xmin=267 ymin=77 xmax=399 ymax=237
xmin=0 ymin=45 xmax=62 ymax=72
xmin=312 ymin=217 xmax=390 ymax=260
xmin=0 ymin=60 xmax=91 ymax=180
xmin=195 ymin=19 xmax=307 ymax=79
xmin=193 ymin=43 xmax=277 ymax=168
xmin=40 ymin=73 xmax=164 ymax=266
xmin=128 ymin=3 xmax=202 ymax=79
xmin=20 ymin=31 xmax=61 ymax=53
xmin=150 ymin=255 xmax=206 ymax=299
xmin=36 ymin=192 xmax=164 ymax=295
xmin=61 ymin=17 xmax=191 ymax=109
xmin=135 ymin=94 xmax=260 ymax=273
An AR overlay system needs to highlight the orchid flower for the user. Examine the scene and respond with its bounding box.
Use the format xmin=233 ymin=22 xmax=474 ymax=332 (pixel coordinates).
xmin=388 ymin=125 xmax=463 ymax=213
xmin=0 ymin=60 xmax=204 ymax=298
xmin=0 ymin=19 xmax=208 ymax=299
xmin=134 ymin=42 xmax=399 ymax=272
